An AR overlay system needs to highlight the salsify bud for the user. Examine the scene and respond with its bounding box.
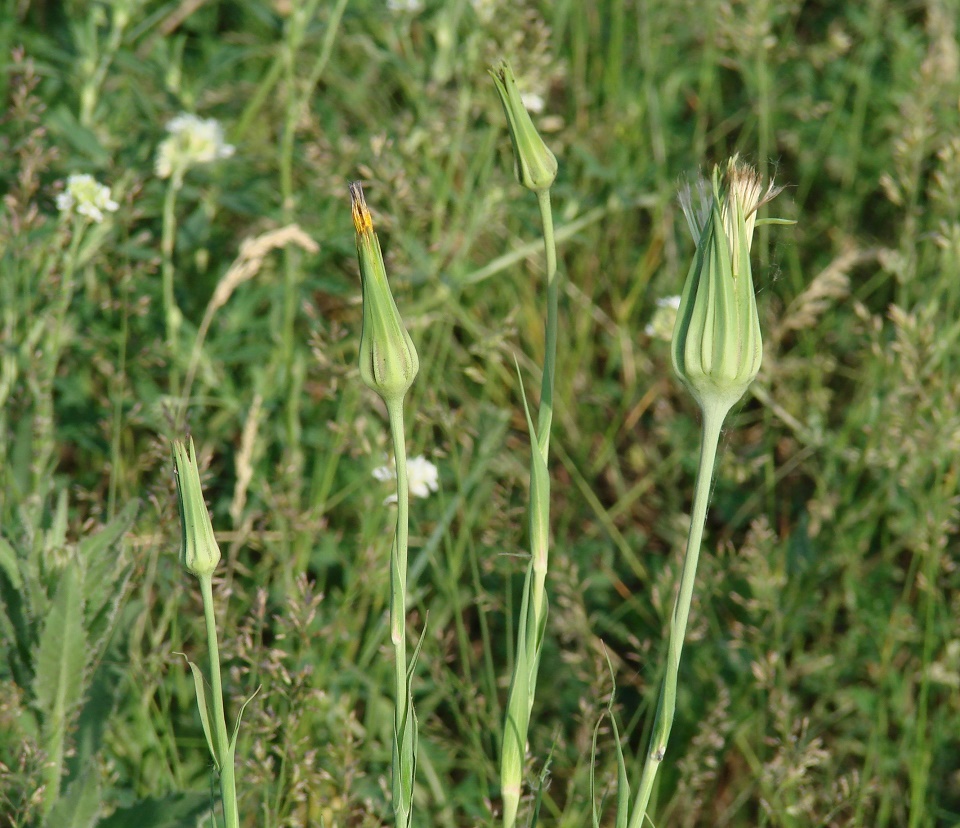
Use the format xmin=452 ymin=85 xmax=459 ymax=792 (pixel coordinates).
xmin=489 ymin=60 xmax=557 ymax=193
xmin=350 ymin=182 xmax=419 ymax=405
xmin=672 ymin=156 xmax=785 ymax=416
xmin=172 ymin=437 xmax=221 ymax=578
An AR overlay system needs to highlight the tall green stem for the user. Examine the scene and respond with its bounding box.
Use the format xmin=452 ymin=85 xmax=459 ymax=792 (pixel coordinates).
xmin=536 ymin=189 xmax=558 ymax=454
xmin=628 ymin=399 xmax=728 ymax=828
xmin=387 ymin=397 xmax=415 ymax=828
xmin=161 ymin=173 xmax=183 ymax=393
xmin=33 ymin=223 xmax=84 ymax=502
xmin=528 ymin=188 xmax=557 ymax=635
xmin=199 ymin=573 xmax=239 ymax=828
xmin=500 ymin=188 xmax=559 ymax=828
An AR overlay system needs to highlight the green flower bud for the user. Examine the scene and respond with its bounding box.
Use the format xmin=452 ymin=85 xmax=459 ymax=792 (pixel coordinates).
xmin=172 ymin=438 xmax=221 ymax=578
xmin=672 ymin=157 xmax=784 ymax=415
xmin=489 ymin=60 xmax=557 ymax=193
xmin=350 ymin=182 xmax=419 ymax=405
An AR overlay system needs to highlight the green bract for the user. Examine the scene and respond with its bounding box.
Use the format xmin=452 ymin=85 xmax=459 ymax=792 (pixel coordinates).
xmin=172 ymin=437 xmax=221 ymax=578
xmin=671 ymin=157 xmax=782 ymax=416
xmin=489 ymin=60 xmax=557 ymax=193
xmin=350 ymin=182 xmax=419 ymax=405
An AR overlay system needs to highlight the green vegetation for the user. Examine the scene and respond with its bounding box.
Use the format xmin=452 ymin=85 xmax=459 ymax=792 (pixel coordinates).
xmin=1 ymin=2 xmax=959 ymax=827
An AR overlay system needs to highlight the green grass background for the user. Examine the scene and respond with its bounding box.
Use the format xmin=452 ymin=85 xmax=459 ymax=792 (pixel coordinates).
xmin=1 ymin=0 xmax=959 ymax=826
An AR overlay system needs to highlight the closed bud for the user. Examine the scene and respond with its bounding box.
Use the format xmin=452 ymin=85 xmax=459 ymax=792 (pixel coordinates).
xmin=672 ymin=157 xmax=784 ymax=415
xmin=172 ymin=438 xmax=221 ymax=578
xmin=489 ymin=60 xmax=557 ymax=193
xmin=350 ymin=182 xmax=419 ymax=405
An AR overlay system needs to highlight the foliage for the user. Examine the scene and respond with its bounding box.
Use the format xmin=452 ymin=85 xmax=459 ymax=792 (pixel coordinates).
xmin=1 ymin=1 xmax=959 ymax=826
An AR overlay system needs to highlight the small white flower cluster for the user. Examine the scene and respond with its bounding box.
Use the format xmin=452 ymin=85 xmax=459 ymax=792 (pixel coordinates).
xmin=56 ymin=174 xmax=118 ymax=223
xmin=645 ymin=295 xmax=682 ymax=340
xmin=373 ymin=455 xmax=439 ymax=504
xmin=155 ymin=113 xmax=235 ymax=180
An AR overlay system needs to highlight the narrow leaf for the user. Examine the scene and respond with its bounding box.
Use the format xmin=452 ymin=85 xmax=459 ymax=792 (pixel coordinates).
xmin=228 ymin=685 xmax=261 ymax=754
xmin=0 ymin=535 xmax=23 ymax=589
xmin=0 ymin=537 xmax=32 ymax=690
xmin=177 ymin=654 xmax=219 ymax=770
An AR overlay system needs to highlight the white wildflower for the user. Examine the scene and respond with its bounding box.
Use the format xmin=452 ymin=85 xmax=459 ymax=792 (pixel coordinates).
xmin=470 ymin=0 xmax=499 ymax=22
xmin=56 ymin=174 xmax=119 ymax=223
xmin=520 ymin=92 xmax=545 ymax=114
xmin=387 ymin=0 xmax=424 ymax=11
xmin=645 ymin=295 xmax=682 ymax=340
xmin=156 ymin=113 xmax=235 ymax=180
xmin=372 ymin=455 xmax=439 ymax=504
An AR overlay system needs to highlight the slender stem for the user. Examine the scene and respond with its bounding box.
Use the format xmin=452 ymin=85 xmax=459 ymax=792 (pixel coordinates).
xmin=535 ymin=189 xmax=558 ymax=459
xmin=108 ymin=271 xmax=130 ymax=518
xmin=629 ymin=399 xmax=729 ymax=828
xmin=34 ymin=223 xmax=84 ymax=500
xmin=530 ymin=188 xmax=558 ymax=631
xmin=161 ymin=173 xmax=183 ymax=394
xmin=501 ymin=187 xmax=559 ymax=828
xmin=199 ymin=573 xmax=239 ymax=828
xmin=387 ymin=397 xmax=414 ymax=828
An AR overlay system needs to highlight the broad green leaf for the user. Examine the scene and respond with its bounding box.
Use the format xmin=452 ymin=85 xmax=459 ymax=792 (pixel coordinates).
xmin=45 ymin=489 xmax=69 ymax=565
xmin=95 ymin=793 xmax=212 ymax=828
xmin=43 ymin=767 xmax=101 ymax=828
xmin=84 ymin=561 xmax=133 ymax=668
xmin=81 ymin=500 xmax=139 ymax=660
xmin=79 ymin=499 xmax=139 ymax=563
xmin=34 ymin=560 xmax=87 ymax=807
xmin=66 ymin=659 xmax=121 ymax=783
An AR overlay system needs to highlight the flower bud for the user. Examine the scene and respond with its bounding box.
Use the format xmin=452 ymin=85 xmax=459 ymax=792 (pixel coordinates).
xmin=172 ymin=438 xmax=221 ymax=578
xmin=489 ymin=60 xmax=557 ymax=193
xmin=672 ymin=157 xmax=783 ymax=415
xmin=350 ymin=182 xmax=419 ymax=405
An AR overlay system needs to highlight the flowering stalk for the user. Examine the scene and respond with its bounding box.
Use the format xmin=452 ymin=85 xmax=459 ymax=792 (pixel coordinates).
xmin=35 ymin=176 xmax=118 ymax=499
xmin=628 ymin=157 xmax=788 ymax=827
xmin=160 ymin=171 xmax=184 ymax=392
xmin=490 ymin=59 xmax=560 ymax=828
xmin=172 ymin=438 xmax=241 ymax=828
xmin=350 ymin=182 xmax=420 ymax=828
xmin=155 ymin=114 xmax=235 ymax=394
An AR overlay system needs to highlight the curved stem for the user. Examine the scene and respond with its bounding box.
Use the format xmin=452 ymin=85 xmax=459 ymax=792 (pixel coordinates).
xmin=629 ymin=399 xmax=729 ymax=828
